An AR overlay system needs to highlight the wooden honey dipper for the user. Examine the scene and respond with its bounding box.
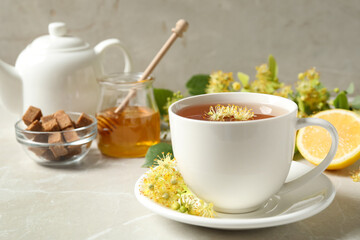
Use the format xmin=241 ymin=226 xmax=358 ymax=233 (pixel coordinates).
xmin=97 ymin=19 xmax=189 ymax=133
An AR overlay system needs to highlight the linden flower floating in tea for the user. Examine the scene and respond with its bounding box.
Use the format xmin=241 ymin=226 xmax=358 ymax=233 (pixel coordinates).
xmin=205 ymin=104 xmax=254 ymax=121
xmin=141 ymin=153 xmax=215 ymax=218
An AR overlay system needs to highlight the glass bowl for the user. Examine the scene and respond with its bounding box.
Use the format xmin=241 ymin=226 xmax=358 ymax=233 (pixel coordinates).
xmin=15 ymin=112 xmax=97 ymax=167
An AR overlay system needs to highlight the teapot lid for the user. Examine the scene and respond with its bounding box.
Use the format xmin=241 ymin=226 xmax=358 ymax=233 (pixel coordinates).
xmin=28 ymin=22 xmax=90 ymax=52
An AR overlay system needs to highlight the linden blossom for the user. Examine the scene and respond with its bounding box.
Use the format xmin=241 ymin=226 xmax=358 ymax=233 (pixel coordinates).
xmin=141 ymin=153 xmax=215 ymax=218
xmin=205 ymin=104 xmax=255 ymax=121
xmin=350 ymin=167 xmax=360 ymax=182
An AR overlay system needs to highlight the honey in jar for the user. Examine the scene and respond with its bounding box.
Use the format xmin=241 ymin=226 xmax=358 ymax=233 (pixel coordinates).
xmin=96 ymin=72 xmax=160 ymax=158
xmin=97 ymin=106 xmax=160 ymax=158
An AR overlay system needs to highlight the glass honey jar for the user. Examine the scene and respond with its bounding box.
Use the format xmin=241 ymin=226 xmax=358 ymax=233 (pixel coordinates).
xmin=96 ymin=73 xmax=160 ymax=158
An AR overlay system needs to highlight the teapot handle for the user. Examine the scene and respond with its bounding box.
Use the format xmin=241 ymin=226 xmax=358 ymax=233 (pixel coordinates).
xmin=94 ymin=38 xmax=132 ymax=73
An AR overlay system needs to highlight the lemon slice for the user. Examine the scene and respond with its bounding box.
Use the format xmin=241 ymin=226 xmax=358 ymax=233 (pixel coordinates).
xmin=297 ymin=109 xmax=360 ymax=170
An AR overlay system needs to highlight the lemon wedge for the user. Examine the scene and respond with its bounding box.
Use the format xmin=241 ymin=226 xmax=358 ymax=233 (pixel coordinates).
xmin=297 ymin=109 xmax=360 ymax=170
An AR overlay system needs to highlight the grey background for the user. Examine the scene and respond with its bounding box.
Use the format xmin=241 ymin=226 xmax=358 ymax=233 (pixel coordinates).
xmin=0 ymin=0 xmax=359 ymax=123
xmin=0 ymin=3 xmax=360 ymax=239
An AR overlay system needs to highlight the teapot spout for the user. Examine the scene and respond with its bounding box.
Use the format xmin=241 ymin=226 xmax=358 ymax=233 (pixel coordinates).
xmin=0 ymin=59 xmax=22 ymax=115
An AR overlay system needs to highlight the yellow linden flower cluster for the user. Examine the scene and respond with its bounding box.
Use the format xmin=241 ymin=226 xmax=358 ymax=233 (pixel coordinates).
xmin=246 ymin=63 xmax=291 ymax=98
xmin=350 ymin=167 xmax=360 ymax=182
xmin=141 ymin=153 xmax=215 ymax=218
xmin=206 ymin=104 xmax=254 ymax=121
xmin=298 ymin=67 xmax=320 ymax=81
xmin=205 ymin=71 xmax=237 ymax=93
xmin=163 ymin=91 xmax=184 ymax=123
xmin=276 ymin=85 xmax=293 ymax=98
xmin=295 ymin=67 xmax=330 ymax=117
xmin=255 ymin=64 xmax=274 ymax=82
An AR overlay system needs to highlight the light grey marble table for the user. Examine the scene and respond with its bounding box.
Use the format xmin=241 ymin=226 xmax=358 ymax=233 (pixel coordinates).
xmin=0 ymin=124 xmax=360 ymax=240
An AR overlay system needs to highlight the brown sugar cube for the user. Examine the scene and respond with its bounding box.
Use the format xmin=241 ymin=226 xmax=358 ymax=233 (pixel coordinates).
xmin=28 ymin=147 xmax=56 ymax=161
xmin=26 ymin=120 xmax=43 ymax=131
xmin=62 ymin=127 xmax=79 ymax=143
xmin=24 ymin=120 xmax=43 ymax=139
xmin=22 ymin=106 xmax=42 ymax=126
xmin=50 ymin=145 xmax=68 ymax=159
xmin=33 ymin=134 xmax=48 ymax=143
xmin=62 ymin=127 xmax=81 ymax=157
xmin=48 ymin=132 xmax=68 ymax=158
xmin=66 ymin=145 xmax=82 ymax=156
xmin=42 ymin=118 xmax=60 ymax=132
xmin=48 ymin=132 xmax=63 ymax=144
xmin=41 ymin=114 xmax=54 ymax=124
xmin=28 ymin=147 xmax=48 ymax=156
xmin=41 ymin=149 xmax=56 ymax=161
xmin=75 ymin=113 xmax=93 ymax=128
xmin=54 ymin=110 xmax=73 ymax=130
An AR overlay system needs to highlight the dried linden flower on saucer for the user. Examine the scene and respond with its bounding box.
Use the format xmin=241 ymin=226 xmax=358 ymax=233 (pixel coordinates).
xmin=350 ymin=167 xmax=360 ymax=182
xmin=205 ymin=104 xmax=254 ymax=121
xmin=140 ymin=153 xmax=215 ymax=218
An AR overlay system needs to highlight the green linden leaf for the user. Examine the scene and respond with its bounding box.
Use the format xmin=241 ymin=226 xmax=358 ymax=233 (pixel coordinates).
xmin=268 ymin=55 xmax=278 ymax=82
xmin=304 ymin=103 xmax=313 ymax=116
xmin=153 ymin=88 xmax=174 ymax=116
xmin=347 ymin=82 xmax=355 ymax=95
xmin=186 ymin=74 xmax=210 ymax=95
xmin=142 ymin=142 xmax=173 ymax=168
xmin=237 ymin=72 xmax=249 ymax=87
xmin=351 ymin=95 xmax=360 ymax=110
xmin=333 ymin=91 xmax=350 ymax=110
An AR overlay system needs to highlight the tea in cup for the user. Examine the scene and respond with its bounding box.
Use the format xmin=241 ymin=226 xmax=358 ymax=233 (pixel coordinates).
xmin=169 ymin=92 xmax=338 ymax=213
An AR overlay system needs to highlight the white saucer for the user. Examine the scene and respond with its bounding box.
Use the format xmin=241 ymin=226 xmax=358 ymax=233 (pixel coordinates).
xmin=134 ymin=161 xmax=335 ymax=230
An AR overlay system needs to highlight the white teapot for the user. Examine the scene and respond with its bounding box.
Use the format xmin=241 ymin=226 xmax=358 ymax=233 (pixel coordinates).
xmin=0 ymin=22 xmax=131 ymax=115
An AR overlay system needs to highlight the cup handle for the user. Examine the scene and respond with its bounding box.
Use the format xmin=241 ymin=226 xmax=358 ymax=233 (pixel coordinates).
xmin=278 ymin=117 xmax=338 ymax=195
xmin=94 ymin=38 xmax=132 ymax=73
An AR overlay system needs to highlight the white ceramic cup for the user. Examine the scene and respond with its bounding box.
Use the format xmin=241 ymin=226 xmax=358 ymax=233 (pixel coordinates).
xmin=169 ymin=92 xmax=338 ymax=213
